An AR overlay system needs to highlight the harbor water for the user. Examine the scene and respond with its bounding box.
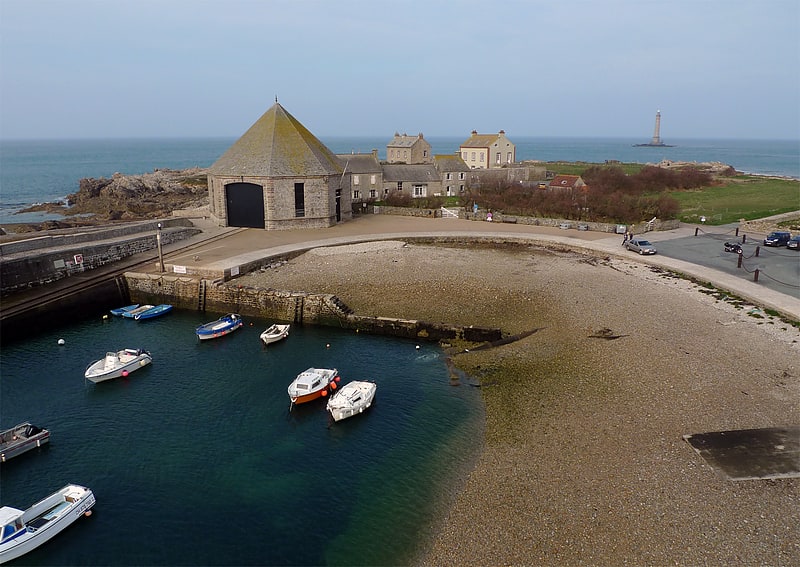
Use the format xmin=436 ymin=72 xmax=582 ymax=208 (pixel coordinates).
xmin=0 ymin=310 xmax=483 ymax=565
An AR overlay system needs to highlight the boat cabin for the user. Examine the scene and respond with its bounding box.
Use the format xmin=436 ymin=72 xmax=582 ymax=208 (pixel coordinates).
xmin=0 ymin=507 xmax=25 ymax=543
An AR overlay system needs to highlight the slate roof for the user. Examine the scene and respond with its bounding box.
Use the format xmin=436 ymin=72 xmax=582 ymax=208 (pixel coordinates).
xmin=434 ymin=154 xmax=470 ymax=172
xmin=209 ymin=102 xmax=342 ymax=177
xmin=382 ymin=164 xmax=439 ymax=183
xmin=336 ymin=153 xmax=382 ymax=174
xmin=460 ymin=131 xmax=508 ymax=148
xmin=387 ymin=133 xmax=424 ymax=148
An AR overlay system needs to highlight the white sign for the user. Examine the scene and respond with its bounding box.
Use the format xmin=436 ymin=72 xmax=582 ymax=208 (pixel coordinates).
xmin=231 ymin=266 xmax=240 ymax=276
xmin=173 ymin=265 xmax=187 ymax=274
xmin=74 ymin=254 xmax=84 ymax=264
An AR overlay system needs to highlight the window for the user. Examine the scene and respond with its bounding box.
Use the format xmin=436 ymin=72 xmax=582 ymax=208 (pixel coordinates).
xmin=353 ymin=190 xmax=361 ymax=199
xmin=471 ymin=152 xmax=476 ymax=161
xmin=370 ymin=174 xmax=376 ymax=185
xmin=496 ymin=152 xmax=501 ymax=164
xmin=423 ymin=150 xmax=428 ymax=157
xmin=507 ymin=152 xmax=512 ymax=163
xmin=413 ymin=185 xmax=425 ymax=197
xmin=459 ymin=172 xmax=465 ymax=180
xmin=369 ymin=189 xmax=376 ymax=198
xmin=294 ymin=183 xmax=305 ymax=217
xmin=462 ymin=151 xmax=467 ymax=160
xmin=396 ymin=182 xmax=403 ymax=191
xmin=446 ymin=172 xmax=452 ymax=180
xmin=480 ymin=153 xmax=484 ymax=162
xmin=353 ymin=175 xmax=360 ymax=185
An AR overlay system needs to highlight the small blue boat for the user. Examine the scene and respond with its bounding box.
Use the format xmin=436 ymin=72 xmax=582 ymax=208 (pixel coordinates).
xmin=196 ymin=313 xmax=243 ymax=340
xmin=110 ymin=304 xmax=140 ymax=317
xmin=134 ymin=304 xmax=173 ymax=321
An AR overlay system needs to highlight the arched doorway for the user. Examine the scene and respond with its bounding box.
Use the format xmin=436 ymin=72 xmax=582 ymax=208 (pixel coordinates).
xmin=225 ymin=182 xmax=264 ymax=228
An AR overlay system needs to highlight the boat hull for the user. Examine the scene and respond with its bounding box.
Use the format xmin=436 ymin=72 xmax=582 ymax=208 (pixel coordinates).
xmin=326 ymin=381 xmax=377 ymax=422
xmin=109 ymin=304 xmax=139 ymax=316
xmin=0 ymin=423 xmax=50 ymax=463
xmin=121 ymin=304 xmax=154 ymax=318
xmin=84 ymin=350 xmax=152 ymax=383
xmin=288 ymin=368 xmax=338 ymax=405
xmin=259 ymin=324 xmax=290 ymax=345
xmin=196 ymin=314 xmax=243 ymax=340
xmin=134 ymin=304 xmax=173 ymax=320
xmin=0 ymin=485 xmax=95 ymax=564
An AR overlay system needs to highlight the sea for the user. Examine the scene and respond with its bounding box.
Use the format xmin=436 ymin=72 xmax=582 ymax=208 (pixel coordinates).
xmin=0 ymin=136 xmax=798 ymax=565
xmin=0 ymin=136 xmax=798 ymax=225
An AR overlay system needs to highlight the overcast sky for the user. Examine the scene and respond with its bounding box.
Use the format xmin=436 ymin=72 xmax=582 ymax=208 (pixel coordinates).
xmin=1 ymin=0 xmax=798 ymax=140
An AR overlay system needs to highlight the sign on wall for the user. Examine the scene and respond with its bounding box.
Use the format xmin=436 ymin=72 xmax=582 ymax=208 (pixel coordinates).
xmin=74 ymin=254 xmax=84 ymax=264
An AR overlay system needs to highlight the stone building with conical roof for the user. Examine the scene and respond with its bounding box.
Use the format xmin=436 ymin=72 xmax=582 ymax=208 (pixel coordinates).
xmin=207 ymin=102 xmax=351 ymax=230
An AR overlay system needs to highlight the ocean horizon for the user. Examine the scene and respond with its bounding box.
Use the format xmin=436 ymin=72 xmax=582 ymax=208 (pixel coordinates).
xmin=1 ymin=136 xmax=797 ymax=225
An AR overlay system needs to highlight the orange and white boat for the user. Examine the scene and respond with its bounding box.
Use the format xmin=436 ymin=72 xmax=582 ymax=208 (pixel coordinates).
xmin=287 ymin=368 xmax=340 ymax=405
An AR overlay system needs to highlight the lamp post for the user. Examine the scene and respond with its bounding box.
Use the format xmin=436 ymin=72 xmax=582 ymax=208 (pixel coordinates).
xmin=156 ymin=223 xmax=165 ymax=273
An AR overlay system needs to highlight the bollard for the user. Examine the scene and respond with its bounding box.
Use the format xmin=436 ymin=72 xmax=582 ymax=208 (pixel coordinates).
xmin=742 ymin=234 xmax=747 ymax=244
xmin=735 ymin=227 xmax=739 ymax=236
xmin=694 ymin=227 xmax=699 ymax=236
xmin=754 ymin=269 xmax=759 ymax=282
xmin=755 ymin=246 xmax=760 ymax=257
xmin=737 ymin=254 xmax=743 ymax=268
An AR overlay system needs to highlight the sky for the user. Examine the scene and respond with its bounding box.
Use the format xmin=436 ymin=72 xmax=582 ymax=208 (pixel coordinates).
xmin=1 ymin=0 xmax=798 ymax=140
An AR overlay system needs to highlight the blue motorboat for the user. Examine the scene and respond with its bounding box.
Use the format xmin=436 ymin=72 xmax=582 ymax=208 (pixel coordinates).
xmin=109 ymin=304 xmax=140 ymax=316
xmin=196 ymin=313 xmax=243 ymax=340
xmin=134 ymin=304 xmax=173 ymax=321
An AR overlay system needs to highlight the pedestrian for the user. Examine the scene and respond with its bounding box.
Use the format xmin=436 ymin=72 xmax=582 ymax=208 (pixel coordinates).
xmin=486 ymin=211 xmax=493 ymax=222
xmin=622 ymin=230 xmax=629 ymax=245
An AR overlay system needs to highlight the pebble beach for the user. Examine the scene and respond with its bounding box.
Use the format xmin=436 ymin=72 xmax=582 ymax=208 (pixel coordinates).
xmin=236 ymin=239 xmax=800 ymax=565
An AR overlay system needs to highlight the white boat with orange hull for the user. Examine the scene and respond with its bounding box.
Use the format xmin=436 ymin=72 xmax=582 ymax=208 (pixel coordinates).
xmin=287 ymin=368 xmax=340 ymax=405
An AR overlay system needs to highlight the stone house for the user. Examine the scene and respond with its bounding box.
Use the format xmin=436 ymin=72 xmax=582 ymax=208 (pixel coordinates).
xmin=386 ymin=133 xmax=433 ymax=164
xmin=339 ymin=150 xmax=383 ymax=204
xmin=547 ymin=174 xmax=586 ymax=192
xmin=459 ymin=130 xmax=516 ymax=169
xmin=434 ymin=154 xmax=470 ymax=196
xmin=381 ymin=164 xmax=442 ymax=199
xmin=207 ymin=102 xmax=352 ymax=230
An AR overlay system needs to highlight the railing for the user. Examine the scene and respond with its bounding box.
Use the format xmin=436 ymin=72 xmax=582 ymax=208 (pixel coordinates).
xmin=440 ymin=207 xmax=459 ymax=219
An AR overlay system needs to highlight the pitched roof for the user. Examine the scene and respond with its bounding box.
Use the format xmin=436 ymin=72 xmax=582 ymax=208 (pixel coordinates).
xmin=387 ymin=133 xmax=426 ymax=148
xmin=549 ymin=175 xmax=583 ymax=188
xmin=460 ymin=130 xmax=510 ymax=149
xmin=434 ymin=154 xmax=470 ymax=172
xmin=336 ymin=153 xmax=382 ymax=174
xmin=209 ymin=102 xmax=342 ymax=177
xmin=382 ymin=164 xmax=439 ymax=183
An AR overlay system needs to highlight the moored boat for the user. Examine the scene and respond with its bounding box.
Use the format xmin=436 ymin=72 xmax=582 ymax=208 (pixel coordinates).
xmin=121 ymin=304 xmax=154 ymax=318
xmin=134 ymin=304 xmax=173 ymax=320
xmin=326 ymin=381 xmax=377 ymax=422
xmin=109 ymin=304 xmax=139 ymax=316
xmin=0 ymin=484 xmax=95 ymax=564
xmin=84 ymin=348 xmax=152 ymax=383
xmin=259 ymin=323 xmax=290 ymax=345
xmin=0 ymin=423 xmax=50 ymax=463
xmin=196 ymin=313 xmax=243 ymax=340
xmin=288 ymin=368 xmax=340 ymax=405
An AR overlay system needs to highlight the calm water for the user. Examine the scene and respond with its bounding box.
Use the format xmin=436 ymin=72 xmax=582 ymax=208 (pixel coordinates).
xmin=0 ymin=310 xmax=483 ymax=565
xmin=1 ymin=136 xmax=797 ymax=224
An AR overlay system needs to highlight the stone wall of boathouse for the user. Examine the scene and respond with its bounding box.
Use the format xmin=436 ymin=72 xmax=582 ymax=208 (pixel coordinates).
xmin=124 ymin=272 xmax=501 ymax=343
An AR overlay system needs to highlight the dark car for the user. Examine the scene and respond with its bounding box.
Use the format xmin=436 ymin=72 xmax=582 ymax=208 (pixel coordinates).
xmin=724 ymin=241 xmax=743 ymax=254
xmin=787 ymin=235 xmax=800 ymax=250
xmin=625 ymin=238 xmax=657 ymax=255
xmin=763 ymin=231 xmax=791 ymax=246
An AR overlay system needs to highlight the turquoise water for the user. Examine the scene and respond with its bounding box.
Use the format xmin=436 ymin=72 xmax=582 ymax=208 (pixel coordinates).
xmin=1 ymin=137 xmax=797 ymax=224
xmin=0 ymin=310 xmax=484 ymax=565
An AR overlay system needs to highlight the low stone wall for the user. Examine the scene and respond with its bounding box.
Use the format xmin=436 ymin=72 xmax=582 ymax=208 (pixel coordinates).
xmin=0 ymin=225 xmax=200 ymax=296
xmin=373 ymin=205 xmax=439 ymax=218
xmin=125 ymin=272 xmax=502 ymax=343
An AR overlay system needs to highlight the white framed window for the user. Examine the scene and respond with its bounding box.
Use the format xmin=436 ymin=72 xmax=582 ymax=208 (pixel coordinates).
xmin=480 ymin=153 xmax=484 ymax=162
xmin=459 ymin=172 xmax=465 ymax=180
xmin=471 ymin=152 xmax=476 ymax=161
xmin=446 ymin=172 xmax=452 ymax=180
xmin=353 ymin=175 xmax=360 ymax=185
xmin=413 ymin=184 xmax=426 ymax=197
xmin=462 ymin=151 xmax=467 ymax=160
xmin=369 ymin=189 xmax=376 ymax=198
xmin=353 ymin=190 xmax=361 ymax=199
xmin=370 ymin=174 xmax=376 ymax=184
xmin=507 ymin=152 xmax=512 ymax=163
xmin=496 ymin=152 xmax=501 ymax=164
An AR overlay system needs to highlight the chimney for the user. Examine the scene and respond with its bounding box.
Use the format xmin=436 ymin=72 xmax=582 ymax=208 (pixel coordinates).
xmin=471 ymin=130 xmax=478 ymax=136
xmin=372 ymin=149 xmax=378 ymax=160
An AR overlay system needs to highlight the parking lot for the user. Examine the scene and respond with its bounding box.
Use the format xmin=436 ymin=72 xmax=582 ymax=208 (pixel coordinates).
xmin=652 ymin=225 xmax=800 ymax=300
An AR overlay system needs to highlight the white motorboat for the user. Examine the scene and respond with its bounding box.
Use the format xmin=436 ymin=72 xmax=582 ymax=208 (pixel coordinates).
xmin=0 ymin=484 xmax=95 ymax=564
xmin=288 ymin=368 xmax=339 ymax=405
xmin=84 ymin=348 xmax=152 ymax=383
xmin=259 ymin=324 xmax=290 ymax=345
xmin=0 ymin=423 xmax=50 ymax=463
xmin=326 ymin=380 xmax=377 ymax=422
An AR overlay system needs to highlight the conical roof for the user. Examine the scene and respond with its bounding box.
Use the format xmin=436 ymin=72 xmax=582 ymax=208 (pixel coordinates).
xmin=209 ymin=103 xmax=342 ymax=177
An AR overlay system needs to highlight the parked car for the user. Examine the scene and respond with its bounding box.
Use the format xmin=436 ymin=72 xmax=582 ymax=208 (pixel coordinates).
xmin=559 ymin=222 xmax=572 ymax=230
xmin=724 ymin=241 xmax=743 ymax=254
xmin=577 ymin=223 xmax=589 ymax=231
xmin=763 ymin=231 xmax=791 ymax=246
xmin=787 ymin=235 xmax=800 ymax=250
xmin=625 ymin=238 xmax=657 ymax=255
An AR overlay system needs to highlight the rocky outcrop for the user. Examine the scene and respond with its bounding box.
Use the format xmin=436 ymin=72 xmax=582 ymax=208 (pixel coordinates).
xmin=19 ymin=168 xmax=209 ymax=223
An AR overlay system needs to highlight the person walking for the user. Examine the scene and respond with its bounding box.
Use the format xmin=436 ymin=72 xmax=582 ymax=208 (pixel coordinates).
xmin=622 ymin=230 xmax=629 ymax=246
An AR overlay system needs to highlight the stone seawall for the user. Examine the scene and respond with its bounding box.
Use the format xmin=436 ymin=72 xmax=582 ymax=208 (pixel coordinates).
xmin=125 ymin=272 xmax=502 ymax=343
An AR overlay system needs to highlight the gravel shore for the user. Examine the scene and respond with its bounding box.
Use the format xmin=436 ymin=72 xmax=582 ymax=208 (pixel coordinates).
xmin=235 ymin=240 xmax=800 ymax=566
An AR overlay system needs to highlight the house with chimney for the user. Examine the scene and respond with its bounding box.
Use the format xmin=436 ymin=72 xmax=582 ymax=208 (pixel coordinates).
xmin=459 ymin=130 xmax=516 ymax=169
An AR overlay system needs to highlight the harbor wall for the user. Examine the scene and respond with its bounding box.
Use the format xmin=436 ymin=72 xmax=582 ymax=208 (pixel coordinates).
xmin=124 ymin=272 xmax=502 ymax=343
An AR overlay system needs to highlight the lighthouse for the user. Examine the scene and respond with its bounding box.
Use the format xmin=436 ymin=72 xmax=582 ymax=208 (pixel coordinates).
xmin=634 ymin=109 xmax=674 ymax=147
